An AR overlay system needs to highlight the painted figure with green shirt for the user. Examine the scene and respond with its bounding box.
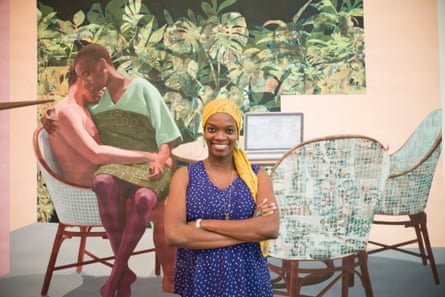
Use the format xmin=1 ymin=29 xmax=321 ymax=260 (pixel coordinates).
xmin=73 ymin=44 xmax=181 ymax=297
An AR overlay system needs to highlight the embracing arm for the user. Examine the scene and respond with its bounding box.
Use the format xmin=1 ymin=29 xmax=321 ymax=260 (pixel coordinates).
xmin=40 ymin=107 xmax=58 ymax=134
xmin=57 ymin=108 xmax=159 ymax=165
xmin=165 ymin=167 xmax=244 ymax=249
xmin=198 ymin=168 xmax=280 ymax=242
xmin=148 ymin=141 xmax=176 ymax=179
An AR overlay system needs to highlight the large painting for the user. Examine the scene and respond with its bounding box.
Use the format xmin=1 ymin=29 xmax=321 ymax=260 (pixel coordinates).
xmin=37 ymin=0 xmax=366 ymax=222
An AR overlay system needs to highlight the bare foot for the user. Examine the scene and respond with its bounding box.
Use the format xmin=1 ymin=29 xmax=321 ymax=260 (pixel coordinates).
xmin=101 ymin=269 xmax=136 ymax=297
xmin=100 ymin=281 xmax=115 ymax=297
xmin=116 ymin=270 xmax=137 ymax=297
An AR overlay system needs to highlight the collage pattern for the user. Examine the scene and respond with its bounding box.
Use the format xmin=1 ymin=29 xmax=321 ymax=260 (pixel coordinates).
xmin=269 ymin=136 xmax=389 ymax=259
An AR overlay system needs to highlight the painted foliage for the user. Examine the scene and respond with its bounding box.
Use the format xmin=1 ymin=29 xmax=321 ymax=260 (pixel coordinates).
xmin=37 ymin=0 xmax=365 ymax=222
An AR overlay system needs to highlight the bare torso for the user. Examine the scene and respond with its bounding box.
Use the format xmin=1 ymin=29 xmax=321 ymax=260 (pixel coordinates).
xmin=48 ymin=100 xmax=100 ymax=187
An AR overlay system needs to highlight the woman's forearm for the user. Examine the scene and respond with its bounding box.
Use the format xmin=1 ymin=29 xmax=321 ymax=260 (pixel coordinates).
xmin=199 ymin=215 xmax=279 ymax=242
xmin=91 ymin=145 xmax=157 ymax=165
xmin=166 ymin=222 xmax=245 ymax=249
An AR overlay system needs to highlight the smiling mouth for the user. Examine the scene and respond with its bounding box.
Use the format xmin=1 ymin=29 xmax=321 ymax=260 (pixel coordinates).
xmin=212 ymin=143 xmax=229 ymax=150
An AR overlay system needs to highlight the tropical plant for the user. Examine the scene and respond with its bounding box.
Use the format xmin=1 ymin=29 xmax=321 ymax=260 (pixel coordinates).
xmin=37 ymin=0 xmax=366 ymax=221
xmin=38 ymin=0 xmax=365 ymax=137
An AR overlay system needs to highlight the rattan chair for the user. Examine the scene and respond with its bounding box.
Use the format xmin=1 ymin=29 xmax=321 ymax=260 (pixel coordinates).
xmin=33 ymin=127 xmax=160 ymax=296
xmin=268 ymin=135 xmax=389 ymax=297
xmin=368 ymin=109 xmax=442 ymax=285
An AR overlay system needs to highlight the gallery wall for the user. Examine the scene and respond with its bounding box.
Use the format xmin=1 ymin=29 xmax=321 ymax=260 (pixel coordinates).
xmin=0 ymin=0 xmax=10 ymax=276
xmin=440 ymin=1 xmax=445 ymax=163
xmin=1 ymin=0 xmax=444 ymax=274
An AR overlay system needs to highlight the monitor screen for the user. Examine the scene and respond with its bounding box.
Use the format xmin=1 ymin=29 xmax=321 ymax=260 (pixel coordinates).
xmin=243 ymin=112 xmax=304 ymax=152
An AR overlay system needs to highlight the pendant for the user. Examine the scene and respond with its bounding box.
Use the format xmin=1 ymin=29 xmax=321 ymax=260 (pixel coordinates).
xmin=225 ymin=213 xmax=230 ymax=220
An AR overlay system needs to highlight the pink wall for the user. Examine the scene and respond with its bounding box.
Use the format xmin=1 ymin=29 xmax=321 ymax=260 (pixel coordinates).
xmin=9 ymin=0 xmax=38 ymax=231
xmin=0 ymin=0 xmax=10 ymax=275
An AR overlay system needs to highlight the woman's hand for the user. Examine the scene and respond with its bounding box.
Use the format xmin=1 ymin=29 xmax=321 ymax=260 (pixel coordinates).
xmin=254 ymin=198 xmax=277 ymax=217
xmin=148 ymin=161 xmax=164 ymax=180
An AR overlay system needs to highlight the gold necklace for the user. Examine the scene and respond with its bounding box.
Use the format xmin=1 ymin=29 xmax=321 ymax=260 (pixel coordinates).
xmin=205 ymin=160 xmax=235 ymax=220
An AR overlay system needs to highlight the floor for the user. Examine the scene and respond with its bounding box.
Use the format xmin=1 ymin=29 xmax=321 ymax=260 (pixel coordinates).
xmin=1 ymin=223 xmax=444 ymax=297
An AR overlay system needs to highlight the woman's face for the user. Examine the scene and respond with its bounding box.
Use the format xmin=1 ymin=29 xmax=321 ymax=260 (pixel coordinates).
xmin=204 ymin=112 xmax=239 ymax=158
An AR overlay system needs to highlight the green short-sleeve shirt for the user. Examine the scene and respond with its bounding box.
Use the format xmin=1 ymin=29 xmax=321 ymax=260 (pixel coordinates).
xmin=88 ymin=78 xmax=182 ymax=200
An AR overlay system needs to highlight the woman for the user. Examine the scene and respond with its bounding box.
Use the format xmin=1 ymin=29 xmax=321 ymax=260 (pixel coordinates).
xmin=165 ymin=98 xmax=280 ymax=297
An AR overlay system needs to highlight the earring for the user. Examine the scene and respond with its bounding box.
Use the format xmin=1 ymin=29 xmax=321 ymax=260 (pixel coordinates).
xmin=236 ymin=141 xmax=241 ymax=150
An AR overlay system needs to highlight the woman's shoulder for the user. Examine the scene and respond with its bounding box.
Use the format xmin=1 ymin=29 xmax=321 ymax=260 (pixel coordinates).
xmin=173 ymin=161 xmax=203 ymax=176
xmin=188 ymin=160 xmax=204 ymax=172
xmin=128 ymin=77 xmax=163 ymax=99
xmin=130 ymin=76 xmax=145 ymax=84
xmin=171 ymin=161 xmax=205 ymax=186
xmin=172 ymin=165 xmax=188 ymax=181
xmin=251 ymin=163 xmax=260 ymax=174
xmin=130 ymin=77 xmax=157 ymax=89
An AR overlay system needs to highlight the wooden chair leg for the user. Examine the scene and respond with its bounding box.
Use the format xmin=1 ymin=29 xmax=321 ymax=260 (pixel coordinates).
xmin=150 ymin=205 xmax=164 ymax=277
xmin=341 ymin=256 xmax=354 ymax=297
xmin=76 ymin=227 xmax=89 ymax=273
xmin=358 ymin=252 xmax=374 ymax=297
xmin=409 ymin=213 xmax=428 ymax=265
xmin=416 ymin=212 xmax=440 ymax=284
xmin=288 ymin=260 xmax=301 ymax=297
xmin=347 ymin=258 xmax=355 ymax=287
xmin=41 ymin=223 xmax=66 ymax=296
xmin=153 ymin=230 xmax=161 ymax=275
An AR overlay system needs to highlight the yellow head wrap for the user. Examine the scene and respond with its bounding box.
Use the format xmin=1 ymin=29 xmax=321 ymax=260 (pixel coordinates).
xmin=202 ymin=98 xmax=258 ymax=201
xmin=202 ymin=98 xmax=268 ymax=257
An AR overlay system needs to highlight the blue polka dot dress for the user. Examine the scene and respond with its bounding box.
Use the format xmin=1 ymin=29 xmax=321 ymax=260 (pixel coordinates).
xmin=174 ymin=161 xmax=273 ymax=297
